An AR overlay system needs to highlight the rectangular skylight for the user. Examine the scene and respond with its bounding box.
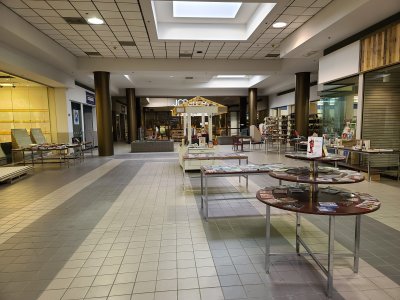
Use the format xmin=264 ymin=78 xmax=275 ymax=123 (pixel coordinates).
xmin=173 ymin=1 xmax=242 ymax=18
xmin=216 ymin=75 xmax=247 ymax=78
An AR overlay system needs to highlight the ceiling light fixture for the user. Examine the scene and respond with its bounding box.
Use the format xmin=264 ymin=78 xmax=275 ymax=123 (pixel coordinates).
xmin=272 ymin=21 xmax=287 ymax=28
xmin=173 ymin=1 xmax=242 ymax=19
xmin=87 ymin=17 xmax=104 ymax=25
xmin=0 ymin=83 xmax=14 ymax=87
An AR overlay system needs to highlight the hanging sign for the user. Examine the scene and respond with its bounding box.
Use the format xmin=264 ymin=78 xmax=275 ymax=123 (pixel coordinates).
xmin=86 ymin=92 xmax=95 ymax=105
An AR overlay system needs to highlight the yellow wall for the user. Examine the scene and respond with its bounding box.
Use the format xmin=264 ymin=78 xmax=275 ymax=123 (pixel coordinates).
xmin=0 ymin=86 xmax=50 ymax=143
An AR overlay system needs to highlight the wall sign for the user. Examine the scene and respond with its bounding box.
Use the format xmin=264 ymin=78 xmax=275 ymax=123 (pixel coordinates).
xmin=73 ymin=109 xmax=80 ymax=125
xmin=86 ymin=92 xmax=95 ymax=105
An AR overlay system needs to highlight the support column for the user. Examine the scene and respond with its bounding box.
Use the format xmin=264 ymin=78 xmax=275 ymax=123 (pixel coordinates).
xmin=295 ymin=72 xmax=310 ymax=137
xmin=94 ymin=71 xmax=113 ymax=156
xmin=201 ymin=113 xmax=205 ymax=127
xmin=248 ymin=88 xmax=257 ymax=127
xmin=239 ymin=97 xmax=247 ymax=134
xmin=126 ymin=88 xmax=137 ymax=142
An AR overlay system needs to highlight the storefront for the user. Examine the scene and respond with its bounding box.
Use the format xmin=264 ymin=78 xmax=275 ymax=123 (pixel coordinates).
xmin=0 ymin=71 xmax=52 ymax=144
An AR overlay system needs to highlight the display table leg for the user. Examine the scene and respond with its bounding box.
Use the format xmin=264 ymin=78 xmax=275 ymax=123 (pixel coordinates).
xmin=354 ymin=215 xmax=361 ymax=273
xmin=327 ymin=216 xmax=335 ymax=298
xmin=265 ymin=205 xmax=271 ymax=273
xmin=296 ymin=213 xmax=301 ymax=255
xmin=201 ymin=172 xmax=204 ymax=209
xmin=205 ymin=175 xmax=209 ymax=221
xmin=367 ymin=155 xmax=371 ymax=182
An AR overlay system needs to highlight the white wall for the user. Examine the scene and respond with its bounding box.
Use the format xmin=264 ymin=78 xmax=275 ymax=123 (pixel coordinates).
xmin=269 ymin=85 xmax=318 ymax=109
xmin=318 ymin=41 xmax=360 ymax=84
xmin=66 ymin=85 xmax=97 ymax=141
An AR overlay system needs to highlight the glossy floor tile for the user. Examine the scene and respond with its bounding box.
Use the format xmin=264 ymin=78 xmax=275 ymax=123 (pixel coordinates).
xmin=0 ymin=144 xmax=398 ymax=300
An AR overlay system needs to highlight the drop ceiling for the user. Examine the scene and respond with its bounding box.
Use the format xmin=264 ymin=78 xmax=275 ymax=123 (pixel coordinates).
xmin=1 ymin=0 xmax=332 ymax=59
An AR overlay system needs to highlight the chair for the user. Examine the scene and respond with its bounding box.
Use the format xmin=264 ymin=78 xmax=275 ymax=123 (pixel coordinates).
xmin=0 ymin=146 xmax=7 ymax=166
xmin=232 ymin=136 xmax=243 ymax=151
xmin=250 ymin=125 xmax=264 ymax=149
xmin=11 ymin=129 xmax=32 ymax=149
xmin=30 ymin=128 xmax=47 ymax=144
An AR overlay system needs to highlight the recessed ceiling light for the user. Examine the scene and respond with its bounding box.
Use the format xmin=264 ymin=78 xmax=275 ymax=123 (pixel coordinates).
xmin=169 ymin=75 xmax=174 ymax=78
xmin=216 ymin=75 xmax=247 ymax=78
xmin=87 ymin=17 xmax=104 ymax=25
xmin=124 ymin=75 xmax=130 ymax=79
xmin=272 ymin=22 xmax=287 ymax=28
xmin=173 ymin=1 xmax=242 ymax=19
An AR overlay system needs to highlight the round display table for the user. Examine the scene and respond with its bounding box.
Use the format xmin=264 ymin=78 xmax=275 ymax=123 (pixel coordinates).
xmin=257 ymin=152 xmax=380 ymax=297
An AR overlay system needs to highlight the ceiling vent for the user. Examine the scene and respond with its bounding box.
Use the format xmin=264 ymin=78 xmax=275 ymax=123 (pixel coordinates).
xmin=185 ymin=76 xmax=194 ymax=80
xmin=63 ymin=17 xmax=87 ymax=25
xmin=85 ymin=52 xmax=101 ymax=56
xmin=119 ymin=41 xmax=136 ymax=47
xmin=265 ymin=53 xmax=280 ymax=58
xmin=179 ymin=53 xmax=193 ymax=58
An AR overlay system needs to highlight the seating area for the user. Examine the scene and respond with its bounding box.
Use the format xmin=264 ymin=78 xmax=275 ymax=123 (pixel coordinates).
xmin=10 ymin=128 xmax=92 ymax=166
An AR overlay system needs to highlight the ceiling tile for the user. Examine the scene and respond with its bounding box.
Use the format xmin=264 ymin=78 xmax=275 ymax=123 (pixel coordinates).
xmin=121 ymin=11 xmax=142 ymax=20
xmin=110 ymin=25 xmax=129 ymax=32
xmin=34 ymin=9 xmax=59 ymax=17
xmin=1 ymin=0 xmax=28 ymax=9
xmin=291 ymin=0 xmax=315 ymax=7
xmin=24 ymin=16 xmax=47 ymax=23
xmin=47 ymin=1 xmax=74 ymax=10
xmin=311 ymin=0 xmax=332 ymax=7
xmin=94 ymin=2 xmax=119 ymax=11
xmin=57 ymin=10 xmax=81 ymax=17
xmin=71 ymin=2 xmax=97 ymax=11
xmin=117 ymin=3 xmax=140 ymax=11
xmin=13 ymin=8 xmax=38 ymax=17
xmin=105 ymin=18 xmax=125 ymax=25
xmin=42 ymin=16 xmax=66 ymax=23
xmin=23 ymin=0 xmax=52 ymax=9
xmin=283 ymin=6 xmax=307 ymax=15
xmin=302 ymin=7 xmax=321 ymax=15
xmin=101 ymin=11 xmax=122 ymax=18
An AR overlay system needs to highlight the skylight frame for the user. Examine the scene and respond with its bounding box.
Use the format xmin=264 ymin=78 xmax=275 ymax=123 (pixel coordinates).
xmin=173 ymin=1 xmax=242 ymax=19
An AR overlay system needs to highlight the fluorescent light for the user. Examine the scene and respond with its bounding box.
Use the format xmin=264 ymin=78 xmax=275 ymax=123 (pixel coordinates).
xmin=216 ymin=75 xmax=247 ymax=79
xmin=0 ymin=83 xmax=14 ymax=87
xmin=87 ymin=17 xmax=104 ymax=25
xmin=272 ymin=22 xmax=287 ymax=28
xmin=173 ymin=1 xmax=242 ymax=18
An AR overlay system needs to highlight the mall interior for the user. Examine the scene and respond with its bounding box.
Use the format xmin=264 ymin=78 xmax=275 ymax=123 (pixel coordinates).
xmin=0 ymin=0 xmax=400 ymax=299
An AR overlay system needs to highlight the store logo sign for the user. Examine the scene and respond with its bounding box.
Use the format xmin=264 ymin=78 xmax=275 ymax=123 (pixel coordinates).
xmin=174 ymin=98 xmax=188 ymax=106
xmin=86 ymin=92 xmax=95 ymax=105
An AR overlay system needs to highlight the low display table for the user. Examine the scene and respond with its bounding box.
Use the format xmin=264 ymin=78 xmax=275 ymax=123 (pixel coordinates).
xmin=182 ymin=153 xmax=248 ymax=189
xmin=200 ymin=163 xmax=287 ymax=220
xmin=327 ymin=146 xmax=400 ymax=181
xmin=256 ymin=152 xmax=379 ymax=297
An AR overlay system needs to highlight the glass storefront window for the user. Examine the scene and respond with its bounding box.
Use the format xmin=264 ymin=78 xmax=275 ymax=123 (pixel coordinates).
xmin=318 ymin=76 xmax=358 ymax=139
xmin=0 ymin=72 xmax=51 ymax=143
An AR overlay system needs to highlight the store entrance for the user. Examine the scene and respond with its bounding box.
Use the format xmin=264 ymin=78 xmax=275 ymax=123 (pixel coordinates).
xmin=71 ymin=102 xmax=83 ymax=142
xmin=83 ymin=105 xmax=94 ymax=144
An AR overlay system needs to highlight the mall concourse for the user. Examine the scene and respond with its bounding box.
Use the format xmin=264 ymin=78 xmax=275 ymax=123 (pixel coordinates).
xmin=0 ymin=1 xmax=399 ymax=300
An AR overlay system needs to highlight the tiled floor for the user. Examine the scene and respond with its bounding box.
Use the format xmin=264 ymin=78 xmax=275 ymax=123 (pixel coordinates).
xmin=0 ymin=144 xmax=399 ymax=300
